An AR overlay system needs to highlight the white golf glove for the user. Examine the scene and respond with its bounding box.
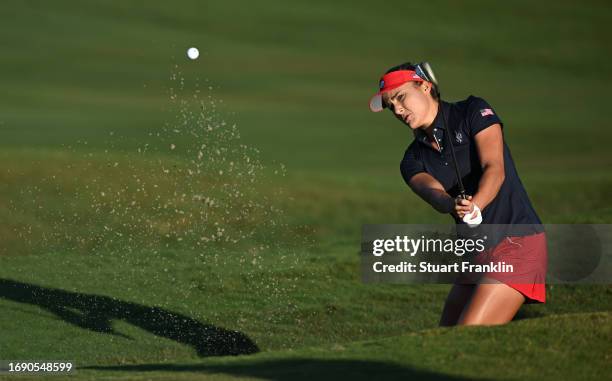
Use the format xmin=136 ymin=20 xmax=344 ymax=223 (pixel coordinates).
xmin=462 ymin=204 xmax=482 ymax=227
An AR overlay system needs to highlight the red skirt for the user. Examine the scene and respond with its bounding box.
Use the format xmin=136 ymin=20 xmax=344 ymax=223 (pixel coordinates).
xmin=460 ymin=232 xmax=548 ymax=303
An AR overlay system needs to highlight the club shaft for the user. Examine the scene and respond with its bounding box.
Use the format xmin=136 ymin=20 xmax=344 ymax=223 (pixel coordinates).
xmin=439 ymin=99 xmax=467 ymax=199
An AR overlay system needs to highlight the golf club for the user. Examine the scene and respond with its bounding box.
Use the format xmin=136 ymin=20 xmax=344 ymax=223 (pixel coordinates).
xmin=415 ymin=62 xmax=466 ymax=199
xmin=415 ymin=62 xmax=481 ymax=226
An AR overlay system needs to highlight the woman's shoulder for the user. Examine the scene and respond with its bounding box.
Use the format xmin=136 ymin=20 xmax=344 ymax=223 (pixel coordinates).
xmin=399 ymin=140 xmax=426 ymax=184
xmin=453 ymin=95 xmax=503 ymax=134
xmin=453 ymin=95 xmax=493 ymax=113
xmin=401 ymin=139 xmax=421 ymax=160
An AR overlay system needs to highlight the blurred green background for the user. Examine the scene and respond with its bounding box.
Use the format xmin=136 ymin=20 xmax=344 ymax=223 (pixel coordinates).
xmin=2 ymin=0 xmax=611 ymax=226
xmin=0 ymin=1 xmax=611 ymax=380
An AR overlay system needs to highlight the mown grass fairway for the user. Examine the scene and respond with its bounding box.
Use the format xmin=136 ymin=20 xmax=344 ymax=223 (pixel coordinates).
xmin=1 ymin=1 xmax=611 ymax=380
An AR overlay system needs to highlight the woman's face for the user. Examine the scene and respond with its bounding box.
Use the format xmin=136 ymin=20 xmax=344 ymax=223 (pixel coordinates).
xmin=383 ymin=81 xmax=434 ymax=129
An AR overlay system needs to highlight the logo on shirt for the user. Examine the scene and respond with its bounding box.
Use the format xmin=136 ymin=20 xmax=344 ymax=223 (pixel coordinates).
xmin=455 ymin=131 xmax=463 ymax=144
xmin=480 ymin=108 xmax=494 ymax=117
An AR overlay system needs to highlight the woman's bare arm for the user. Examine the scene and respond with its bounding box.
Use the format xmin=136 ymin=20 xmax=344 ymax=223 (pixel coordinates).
xmin=472 ymin=124 xmax=505 ymax=210
xmin=408 ymin=172 xmax=456 ymax=214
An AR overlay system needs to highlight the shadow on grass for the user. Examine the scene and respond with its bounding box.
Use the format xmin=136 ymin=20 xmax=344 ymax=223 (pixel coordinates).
xmin=0 ymin=278 xmax=259 ymax=357
xmin=86 ymin=358 xmax=485 ymax=381
xmin=513 ymin=307 xmax=545 ymax=321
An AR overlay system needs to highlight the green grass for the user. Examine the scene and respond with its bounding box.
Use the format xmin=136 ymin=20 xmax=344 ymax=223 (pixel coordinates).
xmin=76 ymin=312 xmax=609 ymax=381
xmin=1 ymin=0 xmax=611 ymax=380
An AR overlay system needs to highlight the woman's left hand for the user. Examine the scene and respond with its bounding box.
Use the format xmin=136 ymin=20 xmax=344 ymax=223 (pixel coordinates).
xmin=454 ymin=195 xmax=474 ymax=219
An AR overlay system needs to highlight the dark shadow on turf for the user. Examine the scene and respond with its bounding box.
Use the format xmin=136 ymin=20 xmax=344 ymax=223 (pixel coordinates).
xmin=0 ymin=278 xmax=259 ymax=357
xmin=513 ymin=306 xmax=546 ymax=321
xmin=85 ymin=359 xmax=488 ymax=381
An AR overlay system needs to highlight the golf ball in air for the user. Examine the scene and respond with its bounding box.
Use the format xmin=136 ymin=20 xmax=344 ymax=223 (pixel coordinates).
xmin=187 ymin=47 xmax=199 ymax=60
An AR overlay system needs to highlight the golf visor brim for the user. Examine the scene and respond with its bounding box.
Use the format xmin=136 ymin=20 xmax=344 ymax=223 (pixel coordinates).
xmin=368 ymin=70 xmax=424 ymax=112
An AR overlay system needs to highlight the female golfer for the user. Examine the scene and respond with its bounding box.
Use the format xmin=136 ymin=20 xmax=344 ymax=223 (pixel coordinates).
xmin=369 ymin=62 xmax=547 ymax=326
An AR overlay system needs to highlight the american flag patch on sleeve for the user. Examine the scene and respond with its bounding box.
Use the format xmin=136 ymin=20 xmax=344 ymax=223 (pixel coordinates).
xmin=480 ymin=108 xmax=494 ymax=117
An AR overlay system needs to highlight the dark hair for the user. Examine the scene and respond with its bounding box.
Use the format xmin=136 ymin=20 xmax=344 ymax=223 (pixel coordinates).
xmin=385 ymin=62 xmax=439 ymax=100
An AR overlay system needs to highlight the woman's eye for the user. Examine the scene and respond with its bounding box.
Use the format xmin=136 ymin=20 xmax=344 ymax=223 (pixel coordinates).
xmin=398 ymin=94 xmax=405 ymax=101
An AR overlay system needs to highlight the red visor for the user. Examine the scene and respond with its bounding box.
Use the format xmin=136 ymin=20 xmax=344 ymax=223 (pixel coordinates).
xmin=369 ymin=70 xmax=424 ymax=112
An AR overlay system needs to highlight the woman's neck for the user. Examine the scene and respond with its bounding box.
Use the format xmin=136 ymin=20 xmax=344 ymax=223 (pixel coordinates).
xmin=420 ymin=100 xmax=440 ymax=138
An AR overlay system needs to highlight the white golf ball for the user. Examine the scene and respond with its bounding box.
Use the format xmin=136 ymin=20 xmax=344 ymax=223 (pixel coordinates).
xmin=187 ymin=47 xmax=199 ymax=60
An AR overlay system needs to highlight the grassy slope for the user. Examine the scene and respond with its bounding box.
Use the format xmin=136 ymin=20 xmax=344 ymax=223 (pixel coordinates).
xmin=1 ymin=0 xmax=611 ymax=380
xmin=83 ymin=312 xmax=610 ymax=381
xmin=2 ymin=313 xmax=610 ymax=381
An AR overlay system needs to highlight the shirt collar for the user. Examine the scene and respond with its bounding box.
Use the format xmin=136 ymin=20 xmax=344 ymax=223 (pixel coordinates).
xmin=414 ymin=101 xmax=450 ymax=144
